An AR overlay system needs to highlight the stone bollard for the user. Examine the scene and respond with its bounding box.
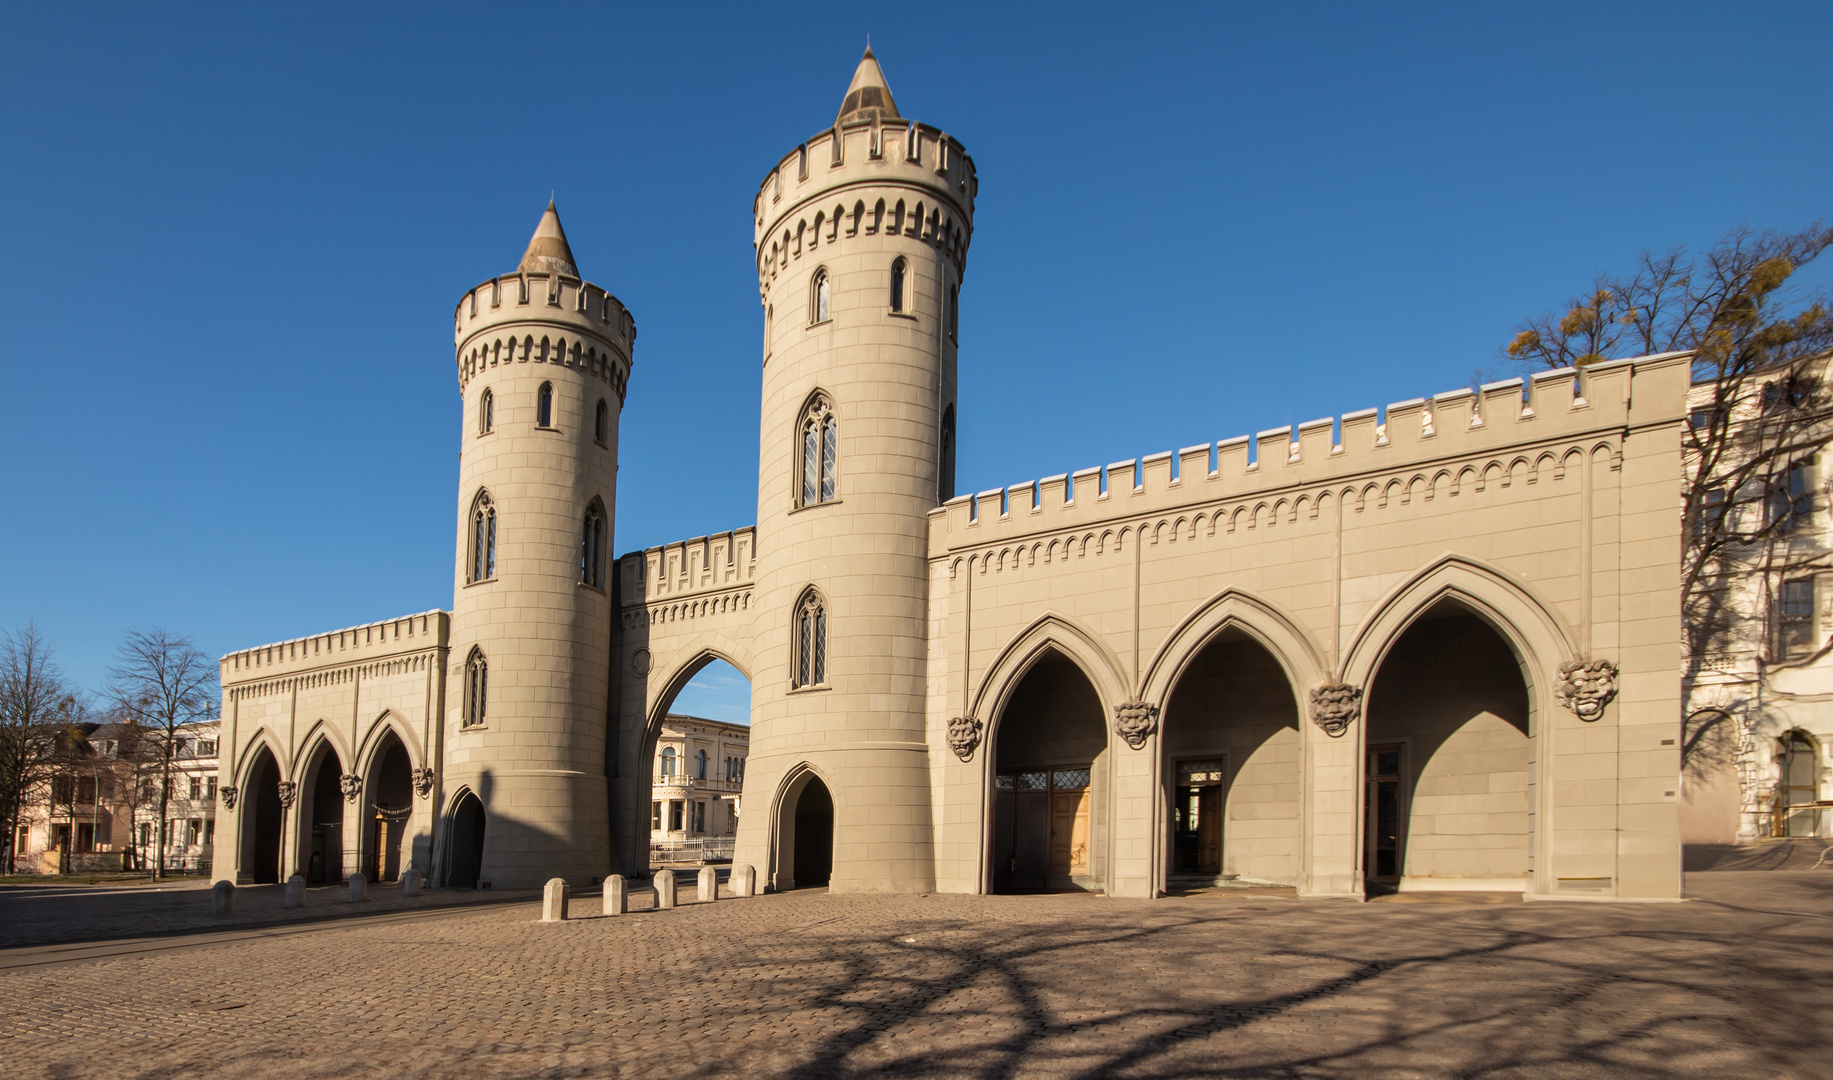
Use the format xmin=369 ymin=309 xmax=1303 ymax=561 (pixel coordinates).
xmin=211 ymin=880 xmax=235 ymax=915
xmin=698 ymin=865 xmax=719 ymax=903
xmin=400 ymin=870 xmax=420 ymax=898
xmin=283 ymin=874 xmax=304 ymax=909
xmin=655 ymin=868 xmax=677 ymax=910
xmin=730 ymin=864 xmax=755 ymax=898
xmin=348 ymin=872 xmax=367 ymax=903
xmin=541 ymin=877 xmax=569 ymax=922
xmin=603 ymin=874 xmax=627 ymax=915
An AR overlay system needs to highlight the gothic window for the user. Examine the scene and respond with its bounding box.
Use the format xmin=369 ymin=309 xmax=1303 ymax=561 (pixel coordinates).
xmin=938 ymin=404 xmax=956 ymax=507
xmin=594 ymin=398 xmax=608 ymax=444
xmin=812 ymin=268 xmax=830 ymax=323
xmin=695 ymin=749 xmax=708 ymax=780
xmin=799 ymin=395 xmax=838 ymax=507
xmin=469 ymin=491 xmax=496 ymax=583
xmin=889 ymin=257 xmax=907 ymax=313
xmin=537 ymin=382 xmax=554 ymax=428
xmin=479 ymin=388 xmax=494 ymax=435
xmin=463 ymin=648 xmax=488 ymax=727
xmin=946 ymin=283 xmax=958 ymax=342
xmin=661 ymin=747 xmax=676 ymax=777
xmin=794 ymin=588 xmax=828 ymax=689
xmin=581 ymin=499 xmax=606 ymax=589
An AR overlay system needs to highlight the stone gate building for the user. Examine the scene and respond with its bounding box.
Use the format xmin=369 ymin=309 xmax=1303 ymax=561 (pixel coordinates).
xmin=215 ymin=50 xmax=1689 ymax=903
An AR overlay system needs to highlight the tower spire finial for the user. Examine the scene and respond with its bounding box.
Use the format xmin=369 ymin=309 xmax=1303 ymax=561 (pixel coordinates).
xmin=836 ymin=45 xmax=899 ymax=125
xmin=518 ymin=199 xmax=577 ymax=277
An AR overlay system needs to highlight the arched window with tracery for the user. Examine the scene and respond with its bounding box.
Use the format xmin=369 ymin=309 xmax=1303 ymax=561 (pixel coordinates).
xmin=469 ymin=491 xmax=496 ymax=583
xmin=661 ymin=747 xmax=676 ymax=778
xmin=812 ymin=268 xmax=831 ymax=323
xmin=580 ymin=499 xmax=606 ymax=589
xmin=695 ymin=749 xmax=708 ymax=780
xmin=889 ymin=257 xmax=907 ymax=313
xmin=794 ymin=588 xmax=828 ymax=689
xmin=537 ymin=382 xmax=554 ymax=428
xmin=479 ymin=388 xmax=494 ymax=435
xmin=463 ymin=648 xmax=488 ymax=727
xmin=799 ymin=395 xmax=838 ymax=507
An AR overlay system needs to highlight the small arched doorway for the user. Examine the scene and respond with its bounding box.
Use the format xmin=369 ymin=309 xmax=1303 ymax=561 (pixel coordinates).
xmin=1364 ymin=599 xmax=1530 ymax=895
xmin=241 ymin=746 xmax=283 ymax=884
xmin=446 ymin=792 xmax=486 ymax=889
xmin=302 ymin=743 xmax=345 ymax=885
xmin=366 ymin=733 xmax=414 ymax=883
xmin=1776 ymin=731 xmax=1822 ymax=837
xmin=791 ymin=777 xmax=833 ymax=888
xmin=990 ymin=650 xmax=1108 ymax=893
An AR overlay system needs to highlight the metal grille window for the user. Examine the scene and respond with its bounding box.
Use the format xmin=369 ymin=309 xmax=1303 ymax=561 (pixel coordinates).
xmin=470 ymin=492 xmax=496 ymax=582
xmin=799 ymin=398 xmax=838 ymax=507
xmin=794 ymin=589 xmax=829 ymax=688
xmin=1177 ymin=761 xmax=1225 ymax=784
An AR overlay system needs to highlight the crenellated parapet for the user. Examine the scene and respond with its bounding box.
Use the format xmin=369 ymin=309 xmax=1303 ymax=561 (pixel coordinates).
xmin=928 ymin=353 xmax=1693 ymax=559
xmin=617 ymin=527 xmax=759 ymax=630
xmin=221 ymin=611 xmax=450 ymax=683
xmin=753 ymin=118 xmax=977 ymax=297
xmin=451 ymin=270 xmax=635 ymax=400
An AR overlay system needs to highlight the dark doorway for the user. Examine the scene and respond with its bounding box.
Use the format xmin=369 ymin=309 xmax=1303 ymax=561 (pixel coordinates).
xmin=305 ymin=747 xmax=344 ymax=885
xmin=792 ymin=777 xmax=833 ymax=889
xmin=1364 ymin=744 xmax=1404 ymax=891
xmin=447 ymin=792 xmax=486 ymax=889
xmin=367 ymin=735 xmax=413 ymax=883
xmin=991 ymin=652 xmax=1106 ymax=893
xmin=1172 ymin=761 xmax=1225 ymax=874
xmin=243 ymin=749 xmax=283 ymax=884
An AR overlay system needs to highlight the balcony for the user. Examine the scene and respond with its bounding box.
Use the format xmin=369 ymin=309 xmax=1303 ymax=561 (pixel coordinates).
xmin=651 ymin=775 xmax=743 ymax=794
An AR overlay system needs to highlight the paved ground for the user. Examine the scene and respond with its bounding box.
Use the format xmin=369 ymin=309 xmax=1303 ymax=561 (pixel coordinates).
xmin=1 ymin=861 xmax=1829 ymax=1079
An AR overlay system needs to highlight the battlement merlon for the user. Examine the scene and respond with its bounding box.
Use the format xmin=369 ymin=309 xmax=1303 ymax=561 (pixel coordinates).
xmin=220 ymin=611 xmax=451 ymax=685
xmin=451 ymin=271 xmax=635 ymax=397
xmin=927 ymin=351 xmax=1693 ymax=551
xmin=754 ymin=122 xmax=977 ymax=272
xmin=617 ymin=526 xmax=759 ymax=609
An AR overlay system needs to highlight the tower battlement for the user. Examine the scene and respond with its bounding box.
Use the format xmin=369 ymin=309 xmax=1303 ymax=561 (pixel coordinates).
xmin=452 ymin=270 xmax=635 ymax=399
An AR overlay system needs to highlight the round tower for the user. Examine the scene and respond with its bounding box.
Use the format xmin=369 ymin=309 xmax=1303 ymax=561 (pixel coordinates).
xmin=444 ymin=203 xmax=634 ymax=889
xmin=738 ymin=50 xmax=976 ymax=892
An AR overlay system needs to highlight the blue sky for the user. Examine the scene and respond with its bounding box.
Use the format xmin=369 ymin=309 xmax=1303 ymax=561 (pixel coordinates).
xmin=3 ymin=3 xmax=1828 ymax=724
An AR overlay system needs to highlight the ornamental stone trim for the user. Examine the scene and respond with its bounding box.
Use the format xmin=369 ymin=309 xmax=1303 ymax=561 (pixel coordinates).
xmin=276 ymin=781 xmax=297 ymax=809
xmin=412 ymin=766 xmax=435 ymax=798
xmin=1308 ymin=682 xmax=1363 ymax=738
xmin=1555 ymin=659 xmax=1618 ymax=720
xmin=1113 ymin=700 xmax=1159 ymax=750
xmin=340 ymin=774 xmax=363 ymax=802
xmin=946 ymin=716 xmax=982 ymax=761
xmin=219 ymin=786 xmax=238 ymax=810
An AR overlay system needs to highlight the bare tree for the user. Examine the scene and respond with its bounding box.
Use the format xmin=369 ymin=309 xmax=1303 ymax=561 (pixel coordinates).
xmin=107 ymin=630 xmax=218 ymax=880
xmin=0 ymin=622 xmax=74 ymax=874
xmin=1505 ymin=223 xmax=1833 ymax=777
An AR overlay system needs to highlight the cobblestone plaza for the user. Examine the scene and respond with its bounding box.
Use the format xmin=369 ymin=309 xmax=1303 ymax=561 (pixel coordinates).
xmin=2 ymin=857 xmax=1828 ymax=1079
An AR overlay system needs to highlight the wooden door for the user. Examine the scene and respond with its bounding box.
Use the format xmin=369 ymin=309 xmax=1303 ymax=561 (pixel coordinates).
xmin=1049 ymin=789 xmax=1090 ymax=877
xmin=1365 ymin=744 xmax=1404 ymax=887
xmin=1197 ymin=785 xmax=1222 ymax=874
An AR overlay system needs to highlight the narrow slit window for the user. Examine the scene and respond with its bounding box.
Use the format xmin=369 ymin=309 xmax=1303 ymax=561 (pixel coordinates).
xmin=889 ymin=257 xmax=906 ymax=313
xmin=463 ymin=648 xmax=488 ymax=727
xmin=594 ymin=399 xmax=608 ymax=443
xmin=581 ymin=500 xmax=605 ymax=588
xmin=479 ymin=388 xmax=494 ymax=435
xmin=537 ymin=382 xmax=554 ymax=428
xmin=813 ymin=269 xmax=830 ymax=323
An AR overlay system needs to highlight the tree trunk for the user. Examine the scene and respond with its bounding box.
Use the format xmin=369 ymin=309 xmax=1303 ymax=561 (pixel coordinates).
xmin=155 ymin=742 xmax=172 ymax=881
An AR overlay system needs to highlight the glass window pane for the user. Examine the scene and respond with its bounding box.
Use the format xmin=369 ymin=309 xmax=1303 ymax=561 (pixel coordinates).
xmin=1052 ymin=768 xmax=1090 ymax=791
xmin=803 ymin=423 xmax=819 ymax=505
xmin=814 ymin=608 xmax=827 ymax=684
xmin=798 ymin=611 xmax=812 ymax=686
xmin=821 ymin=418 xmax=837 ymax=501
xmin=1016 ymin=771 xmax=1047 ymax=791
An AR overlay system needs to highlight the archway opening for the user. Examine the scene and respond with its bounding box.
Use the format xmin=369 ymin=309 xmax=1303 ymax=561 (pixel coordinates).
xmin=241 ymin=746 xmax=283 ymax=884
xmin=446 ymin=792 xmax=486 ymax=889
xmin=643 ymin=657 xmax=751 ymax=874
xmin=366 ymin=732 xmax=414 ymax=883
xmin=790 ymin=776 xmax=833 ymax=889
xmin=1161 ymin=628 xmax=1300 ymax=887
xmin=303 ymin=743 xmax=345 ymax=885
xmin=1364 ymin=599 xmax=1529 ymax=896
xmin=991 ymin=650 xmax=1107 ymax=893
xmin=1776 ymin=731 xmax=1823 ymax=837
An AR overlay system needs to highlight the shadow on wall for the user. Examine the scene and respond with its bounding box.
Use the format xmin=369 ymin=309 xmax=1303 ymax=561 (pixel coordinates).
xmin=438 ymin=770 xmax=602 ymax=889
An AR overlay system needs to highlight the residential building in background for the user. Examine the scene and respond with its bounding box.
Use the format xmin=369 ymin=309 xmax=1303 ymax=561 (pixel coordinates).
xmin=649 ymin=714 xmax=747 ymax=865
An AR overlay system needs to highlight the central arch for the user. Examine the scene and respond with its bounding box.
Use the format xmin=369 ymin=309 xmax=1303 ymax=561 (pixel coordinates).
xmin=363 ymin=729 xmax=415 ymax=883
xmin=637 ymin=650 xmax=754 ymax=877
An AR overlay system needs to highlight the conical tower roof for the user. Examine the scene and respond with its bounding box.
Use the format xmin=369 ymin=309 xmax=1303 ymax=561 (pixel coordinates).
xmin=835 ymin=46 xmax=900 ymax=125
xmin=517 ymin=200 xmax=578 ymax=277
